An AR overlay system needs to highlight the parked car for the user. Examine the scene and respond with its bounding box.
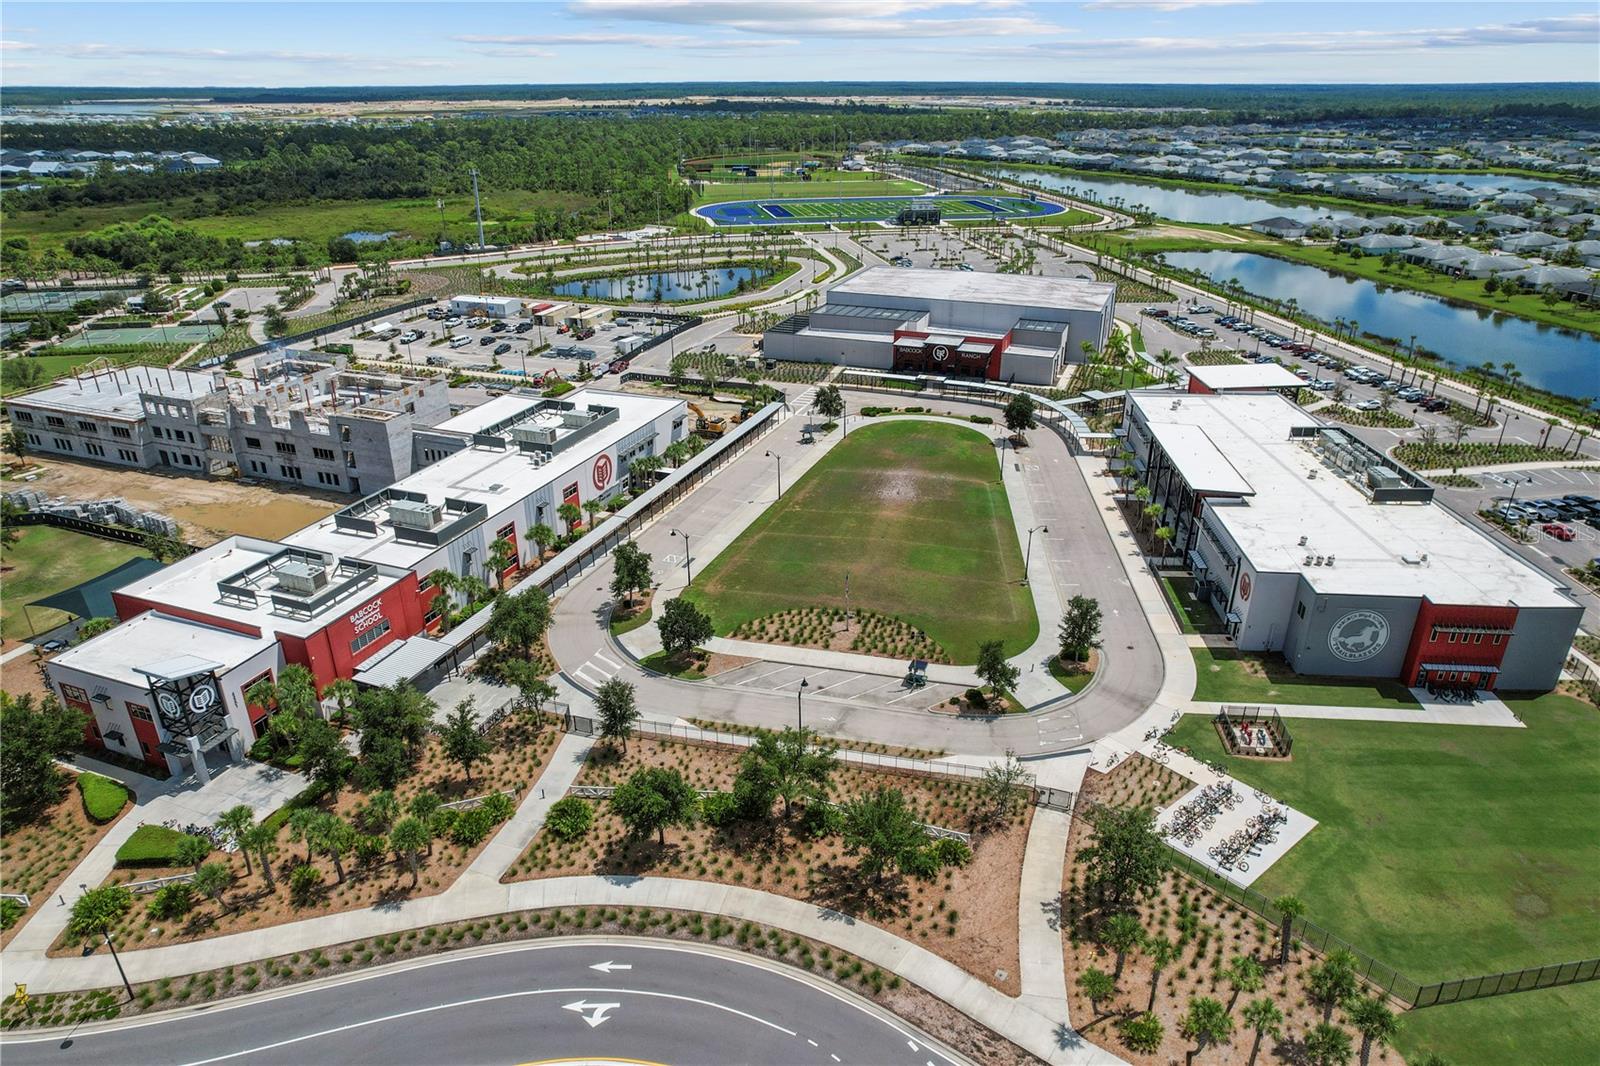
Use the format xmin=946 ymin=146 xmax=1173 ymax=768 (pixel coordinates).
xmin=1541 ymin=523 xmax=1576 ymax=541
xmin=449 ymin=335 xmax=472 ymax=349
xmin=1355 ymin=399 xmax=1382 ymax=412
xmin=1311 ymin=379 xmax=1335 ymax=391
xmin=514 ymin=322 xmax=533 ymax=333
xmin=1420 ymin=397 xmax=1449 ymax=413
xmin=479 ymin=336 xmax=495 ymax=346
xmin=1399 ymin=388 xmax=1426 ymax=403
xmin=493 ymin=342 xmax=511 ymax=356
xmin=1141 ymin=307 xmax=1169 ymax=318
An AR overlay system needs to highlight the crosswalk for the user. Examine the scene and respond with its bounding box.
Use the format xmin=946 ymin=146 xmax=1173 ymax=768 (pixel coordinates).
xmin=789 ymin=386 xmax=817 ymax=419
xmin=571 ymin=649 xmax=623 ymax=691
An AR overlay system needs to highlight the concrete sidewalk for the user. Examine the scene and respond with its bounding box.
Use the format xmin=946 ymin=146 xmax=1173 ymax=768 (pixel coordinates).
xmin=1189 ymin=699 xmax=1525 ymax=728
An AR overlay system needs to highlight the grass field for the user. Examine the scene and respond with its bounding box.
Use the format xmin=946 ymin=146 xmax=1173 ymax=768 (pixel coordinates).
xmin=681 ymin=420 xmax=1038 ymax=663
xmin=693 ymin=193 xmax=1065 ymax=227
xmin=0 ymin=189 xmax=596 ymax=252
xmin=691 ymin=178 xmax=925 ymax=205
xmin=0 ymin=526 xmax=151 ymax=640
xmin=56 ymin=324 xmax=220 ymax=348
xmin=1165 ymin=693 xmax=1600 ymax=1066
xmin=1191 ymin=645 xmax=1420 ymax=707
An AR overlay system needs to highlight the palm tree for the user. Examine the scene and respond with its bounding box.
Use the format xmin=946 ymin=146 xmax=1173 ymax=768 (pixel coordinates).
xmin=1305 ymin=1022 xmax=1355 ymax=1066
xmin=1272 ymin=894 xmax=1305 ymax=967
xmin=216 ymin=805 xmax=256 ymax=878
xmin=1101 ymin=913 xmax=1144 ymax=980
xmin=240 ymin=823 xmax=278 ymax=891
xmin=1154 ymin=525 xmax=1176 ymax=560
xmin=324 ymin=678 xmax=358 ymax=724
xmin=1345 ymin=995 xmax=1399 ymax=1066
xmin=583 ymin=498 xmax=604 ymax=529
xmin=1077 ymin=967 xmax=1117 ymax=1023
xmin=192 ymin=862 xmax=231 ymax=913
xmin=287 ymin=806 xmax=321 ymax=863
xmin=557 ymin=501 xmax=582 ymax=538
xmin=1224 ymin=954 xmax=1265 ymax=1012
xmin=530 ymin=523 xmax=556 ymax=561
xmin=310 ymin=812 xmax=355 ymax=884
xmin=487 ymin=536 xmax=518 ymax=589
xmin=1180 ymin=996 xmax=1233 ymax=1066
xmin=1308 ymin=950 xmax=1361 ymax=1022
xmin=389 ymin=817 xmax=431 ymax=888
xmin=1240 ymin=998 xmax=1284 ymax=1066
xmin=1144 ymin=935 xmax=1178 ymax=1011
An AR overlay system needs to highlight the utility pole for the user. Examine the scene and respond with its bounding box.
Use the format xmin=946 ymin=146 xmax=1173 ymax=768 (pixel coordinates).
xmin=470 ymin=167 xmax=485 ymax=250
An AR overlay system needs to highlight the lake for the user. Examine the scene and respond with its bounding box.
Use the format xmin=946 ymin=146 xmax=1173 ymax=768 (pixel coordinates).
xmin=554 ymin=266 xmax=770 ymax=302
xmin=1160 ymin=249 xmax=1600 ymax=399
xmin=343 ymin=230 xmax=399 ymax=244
xmin=988 ymin=167 xmax=1353 ymax=225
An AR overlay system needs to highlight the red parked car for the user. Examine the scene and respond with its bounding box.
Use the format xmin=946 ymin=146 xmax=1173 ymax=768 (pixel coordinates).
xmin=1541 ymin=523 xmax=1576 ymax=541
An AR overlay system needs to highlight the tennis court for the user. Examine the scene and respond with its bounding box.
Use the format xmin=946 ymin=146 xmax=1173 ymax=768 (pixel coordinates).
xmin=694 ymin=193 xmax=1064 ymax=227
xmin=57 ymin=324 xmax=222 ymax=348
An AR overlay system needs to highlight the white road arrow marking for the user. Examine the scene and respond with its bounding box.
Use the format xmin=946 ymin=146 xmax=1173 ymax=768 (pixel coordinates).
xmin=589 ymin=961 xmax=633 ymax=974
xmin=563 ymin=1000 xmax=621 ymax=1028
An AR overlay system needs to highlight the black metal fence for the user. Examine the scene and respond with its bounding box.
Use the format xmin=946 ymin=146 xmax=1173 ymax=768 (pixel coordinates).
xmin=1075 ymin=798 xmax=1598 ymax=1009
xmin=1215 ymin=705 xmax=1294 ymax=758
xmin=12 ymin=510 xmax=191 ymax=550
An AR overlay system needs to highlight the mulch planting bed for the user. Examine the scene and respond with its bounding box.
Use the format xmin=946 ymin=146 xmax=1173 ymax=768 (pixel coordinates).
xmin=505 ymin=733 xmax=1030 ymax=994
xmin=1 ymin=778 xmax=130 ymax=948
xmin=51 ymin=718 xmax=560 ymax=955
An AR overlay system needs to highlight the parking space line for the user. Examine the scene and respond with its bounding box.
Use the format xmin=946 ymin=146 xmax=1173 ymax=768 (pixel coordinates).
xmin=736 ymin=664 xmax=799 ymax=687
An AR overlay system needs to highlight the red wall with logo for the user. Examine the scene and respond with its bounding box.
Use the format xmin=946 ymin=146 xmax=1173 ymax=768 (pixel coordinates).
xmin=1399 ymin=600 xmax=1518 ymax=688
xmin=275 ymin=574 xmax=426 ymax=689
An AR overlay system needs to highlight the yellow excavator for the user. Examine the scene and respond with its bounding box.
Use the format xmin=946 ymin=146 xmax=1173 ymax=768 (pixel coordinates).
xmin=688 ymin=401 xmax=729 ymax=438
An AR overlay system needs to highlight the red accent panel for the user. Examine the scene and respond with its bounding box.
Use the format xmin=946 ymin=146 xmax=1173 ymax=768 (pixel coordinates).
xmin=1400 ymin=600 xmax=1518 ymax=687
xmin=1188 ymin=377 xmax=1217 ymax=394
xmin=128 ymin=716 xmax=165 ymax=766
xmin=111 ymin=594 xmax=262 ymax=637
xmin=277 ymin=574 xmax=426 ymax=689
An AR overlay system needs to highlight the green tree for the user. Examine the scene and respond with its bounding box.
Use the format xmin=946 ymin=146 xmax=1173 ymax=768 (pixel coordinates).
xmin=1308 ymin=950 xmax=1361 ymax=1022
xmin=175 ymin=833 xmax=211 ymax=872
xmin=74 ymin=617 xmax=118 ymax=642
xmin=975 ymin=750 xmax=1028 ymax=833
xmin=839 ymin=787 xmax=927 ymax=885
xmin=530 ymin=523 xmax=556 ymax=559
xmin=360 ymin=790 xmax=401 ymax=834
xmin=1240 ymin=997 xmax=1284 ymax=1066
xmin=1345 ymin=995 xmax=1399 ymax=1066
xmin=1143 ymin=935 xmax=1178 ymax=1011
xmin=487 ymin=536 xmax=518 ymax=588
xmin=610 ymin=541 xmax=654 ymax=607
xmin=324 ymin=678 xmax=359 ymax=721
xmin=1078 ymin=805 xmax=1169 ymax=910
xmin=351 ymin=683 xmax=436 ymax=789
xmin=1273 ymin=894 xmax=1305 ymax=967
xmin=612 ymin=766 xmax=697 ymax=846
xmin=1224 ymin=953 xmax=1265 ymax=1012
xmin=595 ymin=677 xmax=640 ymax=752
xmin=0 ymin=693 xmax=85 ymax=828
xmin=142 ymin=530 xmax=190 ymax=564
xmin=1003 ymin=391 xmax=1037 ymax=440
xmin=1179 ymin=996 xmax=1232 ymax=1066
xmin=389 ymin=817 xmax=431 ymax=888
xmin=557 ymin=501 xmax=582 ymax=537
xmin=1101 ymin=913 xmax=1145 ymax=980
xmin=975 ymin=639 xmax=1019 ymax=700
xmin=441 ymin=698 xmax=490 ymax=785
xmin=240 ymin=822 xmax=279 ymax=891
xmin=296 ymin=715 xmax=349 ymax=793
xmin=657 ymin=596 xmax=714 ymax=661
xmin=1304 ymin=1023 xmax=1354 ymax=1066
xmin=628 ymin=454 xmax=664 ymax=491
xmin=1077 ymin=967 xmax=1117 ymax=1022
xmin=1058 ymin=595 xmax=1103 ymax=663
xmin=192 ymin=861 xmax=232 ymax=912
xmin=1154 ymin=525 xmax=1176 ymax=557
xmin=288 ymin=806 xmax=323 ymax=863
xmin=812 ymin=383 xmax=844 ymax=423
xmin=216 ymin=804 xmax=257 ymax=878
xmin=485 ymin=587 xmax=552 ymax=659
xmin=67 ymin=885 xmax=132 ymax=944
xmin=309 ymin=812 xmax=356 ymax=882
xmin=583 ymin=497 xmax=605 ymax=529
xmin=740 ymin=727 xmax=837 ymax=819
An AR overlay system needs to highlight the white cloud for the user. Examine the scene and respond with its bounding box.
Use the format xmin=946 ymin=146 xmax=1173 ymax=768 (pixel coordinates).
xmin=456 ymin=31 xmax=799 ymax=50
xmin=55 ymin=43 xmax=451 ymax=71
xmin=1080 ymin=1 xmax=1256 ymax=11
xmin=0 ymin=39 xmax=39 ymax=52
xmin=565 ymin=0 xmax=1057 ymax=39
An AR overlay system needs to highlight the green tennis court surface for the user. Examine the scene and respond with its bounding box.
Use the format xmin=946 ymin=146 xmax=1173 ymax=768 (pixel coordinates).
xmin=695 ymin=193 xmax=1063 ymax=227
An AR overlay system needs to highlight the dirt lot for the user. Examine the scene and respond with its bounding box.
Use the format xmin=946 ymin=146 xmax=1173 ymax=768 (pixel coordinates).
xmin=507 ymin=733 xmax=1029 ymax=995
xmin=3 ymin=455 xmax=343 ymax=546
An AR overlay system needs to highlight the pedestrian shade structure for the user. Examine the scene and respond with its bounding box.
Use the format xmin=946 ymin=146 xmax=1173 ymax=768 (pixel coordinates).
xmin=26 ymin=556 xmax=165 ymax=622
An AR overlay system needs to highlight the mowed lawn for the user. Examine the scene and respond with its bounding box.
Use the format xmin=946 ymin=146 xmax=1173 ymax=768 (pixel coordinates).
xmin=681 ymin=420 xmax=1037 ymax=663
xmin=691 ymin=177 xmax=925 ymax=205
xmin=1165 ymin=694 xmax=1600 ymax=1066
xmin=0 ymin=526 xmax=151 ymax=639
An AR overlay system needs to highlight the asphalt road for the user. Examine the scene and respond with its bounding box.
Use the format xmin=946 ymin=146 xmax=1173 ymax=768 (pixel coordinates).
xmin=0 ymin=940 xmax=967 ymax=1066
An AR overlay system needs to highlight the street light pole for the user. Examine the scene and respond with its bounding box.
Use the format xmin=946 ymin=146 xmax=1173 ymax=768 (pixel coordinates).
xmin=766 ymin=450 xmax=783 ymax=498
xmin=102 ymin=924 xmax=135 ymax=1001
xmin=1024 ymin=524 xmax=1048 ymax=585
xmin=671 ymin=528 xmax=692 ymax=586
xmin=796 ymin=677 xmax=809 ymax=732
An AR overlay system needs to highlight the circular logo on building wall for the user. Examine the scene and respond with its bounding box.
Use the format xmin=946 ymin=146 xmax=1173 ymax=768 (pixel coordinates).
xmin=1328 ymin=610 xmax=1390 ymax=662
xmin=187 ymin=681 xmax=218 ymax=715
xmin=592 ymin=453 xmax=613 ymax=491
xmin=1238 ymin=573 xmax=1252 ymax=601
xmin=931 ymin=345 xmax=950 ymax=362
xmin=156 ymin=691 xmax=184 ymax=723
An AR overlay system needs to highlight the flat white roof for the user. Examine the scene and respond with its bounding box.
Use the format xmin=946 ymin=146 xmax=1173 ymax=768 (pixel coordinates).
xmin=110 ymin=535 xmax=413 ymax=638
xmin=50 ymin=611 xmax=276 ymax=688
xmin=1186 ymin=363 xmax=1304 ymax=392
xmin=429 ymin=393 xmax=541 ymax=436
xmin=828 ymin=266 xmax=1115 ymax=314
xmin=1131 ymin=391 xmax=1575 ymax=607
xmin=287 ymin=389 xmax=682 ymax=569
xmin=8 ymin=366 xmax=216 ymax=419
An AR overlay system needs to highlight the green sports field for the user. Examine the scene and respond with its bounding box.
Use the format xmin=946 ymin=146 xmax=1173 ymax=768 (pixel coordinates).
xmin=680 ymin=420 xmax=1038 ymax=663
xmin=693 ymin=193 xmax=1065 ymax=227
xmin=1166 ymin=695 xmax=1600 ymax=1066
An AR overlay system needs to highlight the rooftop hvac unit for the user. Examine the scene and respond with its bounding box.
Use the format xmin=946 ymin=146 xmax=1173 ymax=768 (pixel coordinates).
xmin=1315 ymin=555 xmax=1325 ymax=567
xmin=389 ymin=499 xmax=442 ymax=530
xmin=276 ymin=561 xmax=329 ymax=595
xmin=1304 ymin=554 xmax=1314 ymax=566
xmin=1326 ymin=555 xmax=1335 ymax=566
xmin=1298 ymin=535 xmax=1308 ymax=546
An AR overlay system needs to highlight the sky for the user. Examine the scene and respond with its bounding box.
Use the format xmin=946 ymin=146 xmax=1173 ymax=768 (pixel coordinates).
xmin=1 ymin=1 xmax=1597 ymax=88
